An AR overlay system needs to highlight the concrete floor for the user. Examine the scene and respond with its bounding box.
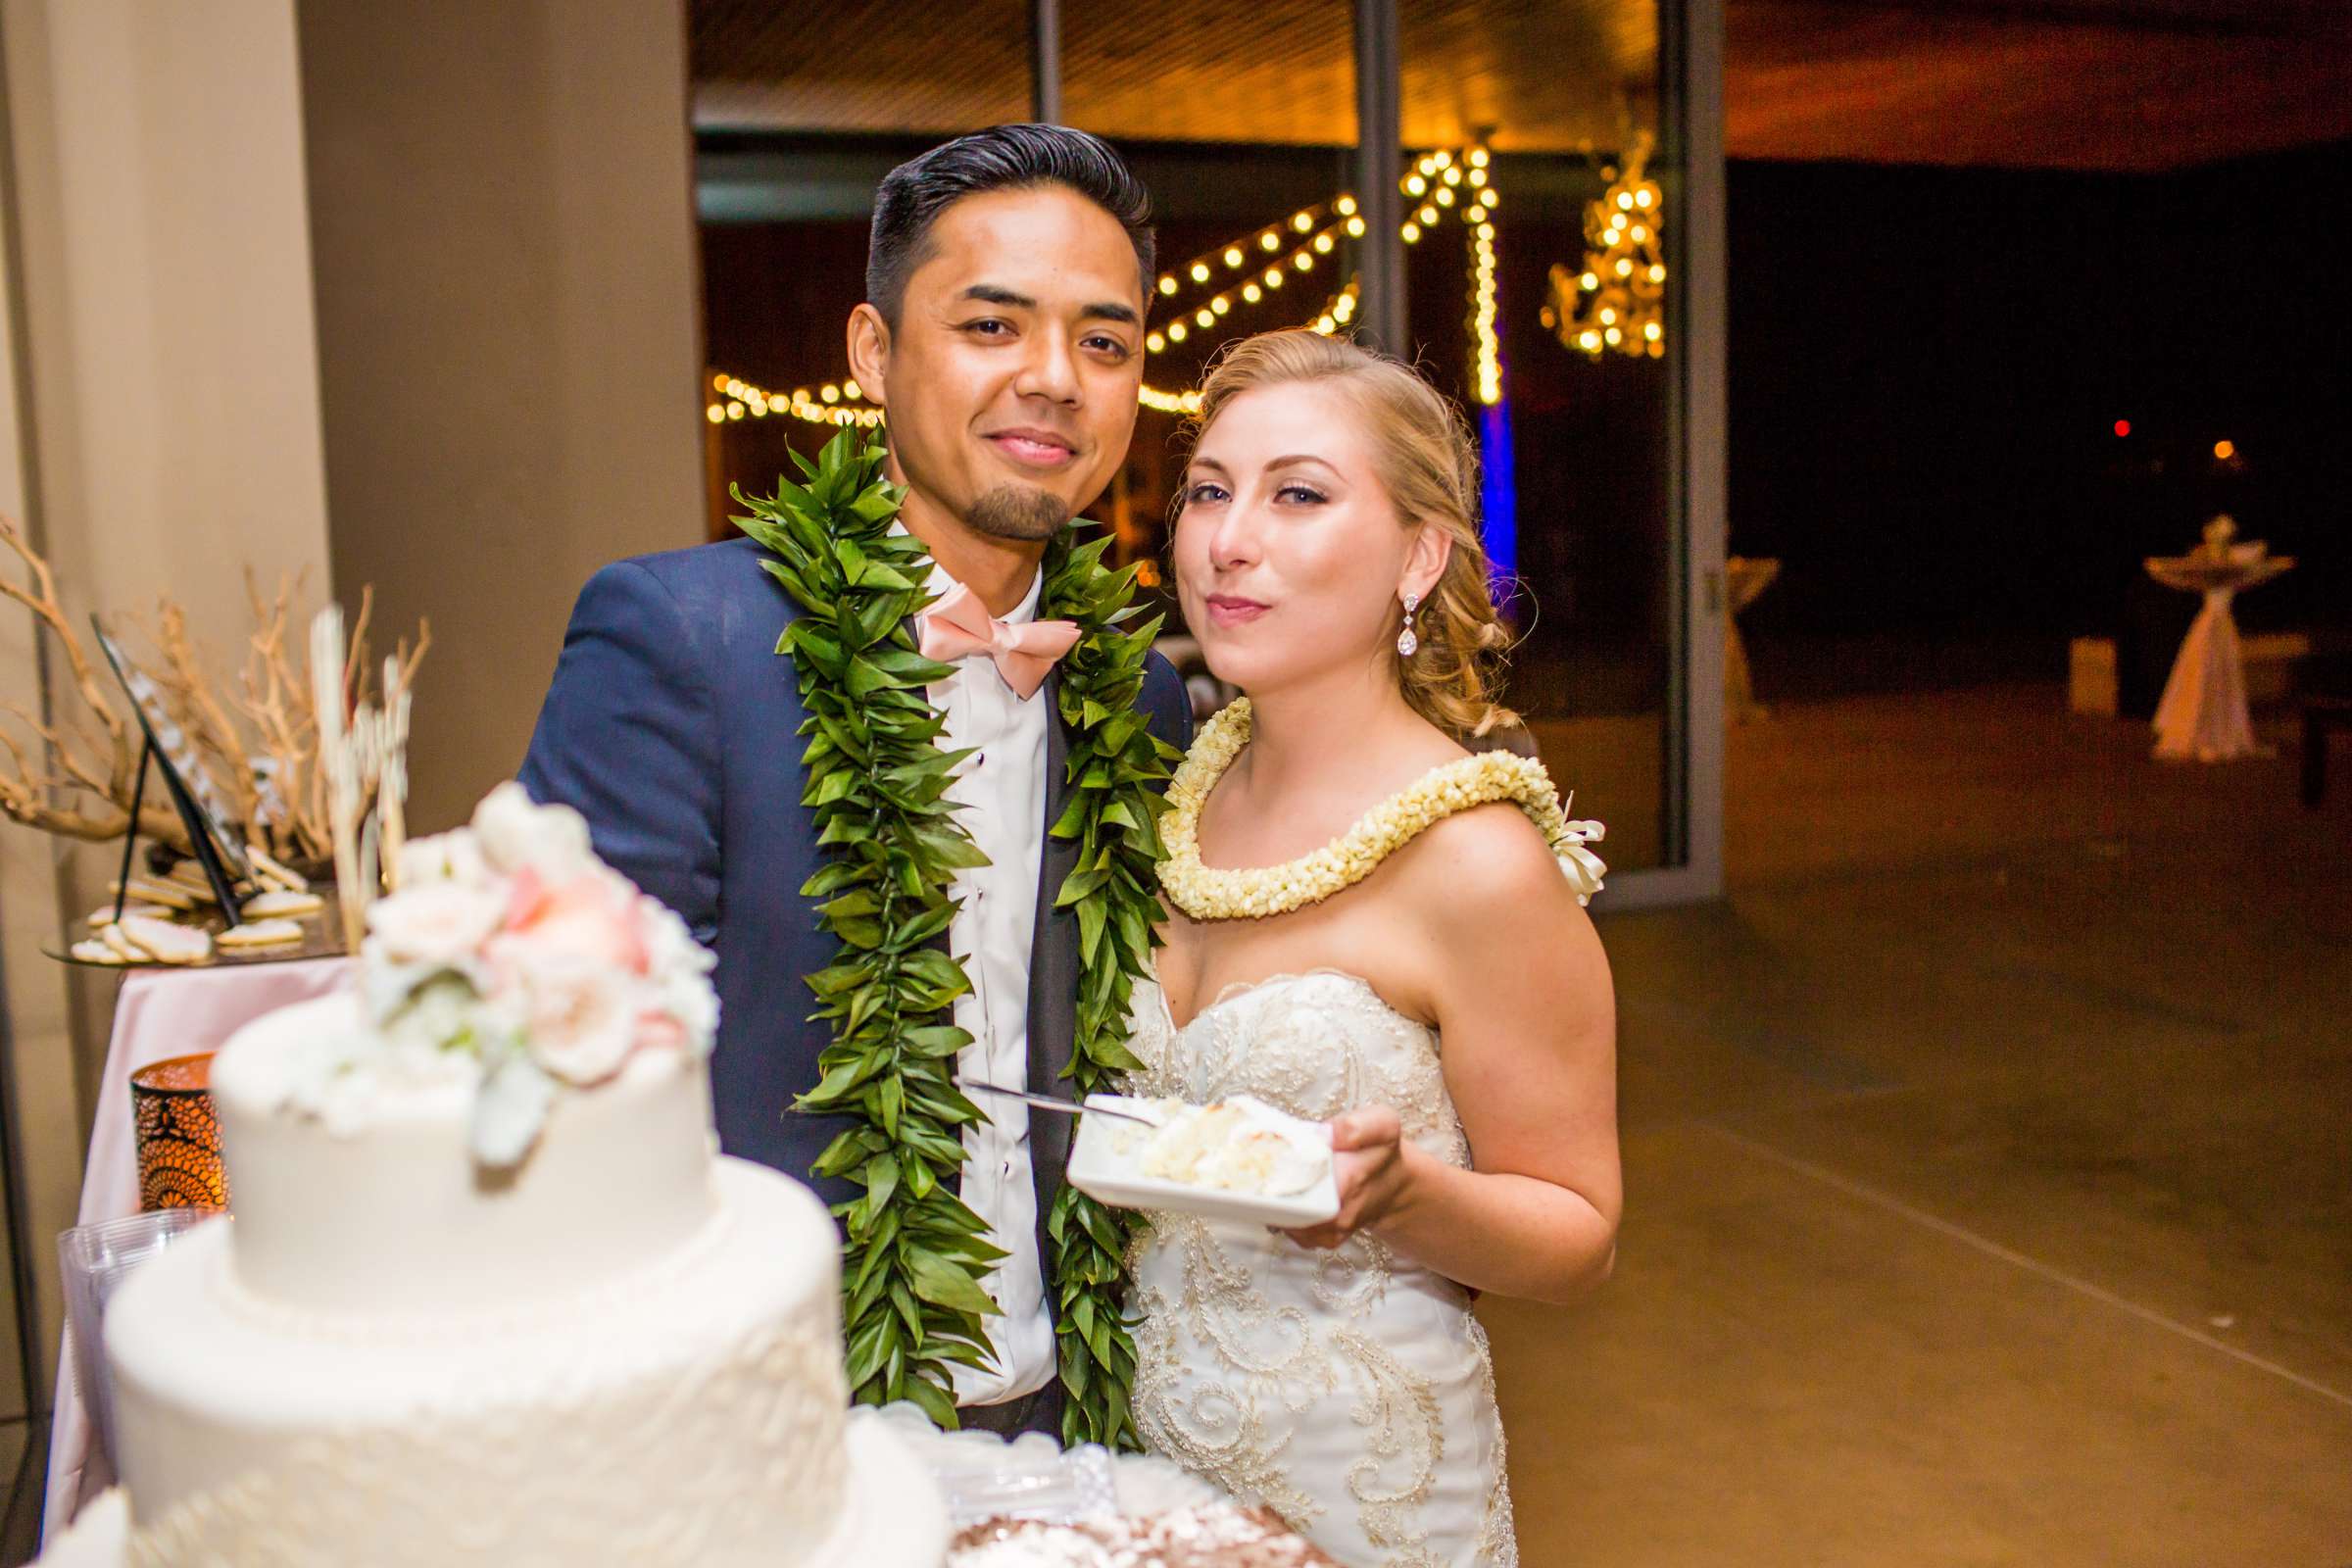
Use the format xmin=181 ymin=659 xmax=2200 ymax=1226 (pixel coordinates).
xmin=1486 ymin=686 xmax=2352 ymax=1566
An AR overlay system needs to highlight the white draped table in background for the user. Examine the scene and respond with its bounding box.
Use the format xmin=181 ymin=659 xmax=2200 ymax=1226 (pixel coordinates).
xmin=2144 ymin=544 xmax=2295 ymax=762
xmin=1725 ymin=555 xmax=1782 ymax=724
xmin=41 ymin=957 xmax=354 ymax=1544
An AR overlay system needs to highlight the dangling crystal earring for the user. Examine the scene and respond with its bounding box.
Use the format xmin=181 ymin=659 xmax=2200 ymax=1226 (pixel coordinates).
xmin=1396 ymin=593 xmax=1421 ymax=659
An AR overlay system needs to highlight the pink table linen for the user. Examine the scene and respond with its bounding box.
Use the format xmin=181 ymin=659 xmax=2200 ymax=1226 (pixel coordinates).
xmin=41 ymin=957 xmax=354 ymax=1544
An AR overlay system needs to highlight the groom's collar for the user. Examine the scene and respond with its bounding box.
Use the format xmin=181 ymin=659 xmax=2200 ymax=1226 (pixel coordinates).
xmin=890 ymin=519 xmax=1044 ymax=626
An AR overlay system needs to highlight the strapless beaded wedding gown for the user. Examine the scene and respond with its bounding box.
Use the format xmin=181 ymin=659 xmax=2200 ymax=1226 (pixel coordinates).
xmin=1123 ymin=968 xmax=1517 ymax=1568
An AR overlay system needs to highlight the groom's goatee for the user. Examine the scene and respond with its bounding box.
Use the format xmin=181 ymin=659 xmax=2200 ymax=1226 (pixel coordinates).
xmin=966 ymin=483 xmax=1071 ymax=541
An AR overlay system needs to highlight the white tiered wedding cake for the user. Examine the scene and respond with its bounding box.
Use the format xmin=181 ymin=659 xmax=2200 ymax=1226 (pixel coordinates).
xmin=97 ymin=785 xmax=947 ymax=1566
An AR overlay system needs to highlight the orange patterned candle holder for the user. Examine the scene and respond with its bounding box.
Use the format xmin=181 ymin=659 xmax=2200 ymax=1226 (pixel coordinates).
xmin=130 ymin=1053 xmax=229 ymax=1211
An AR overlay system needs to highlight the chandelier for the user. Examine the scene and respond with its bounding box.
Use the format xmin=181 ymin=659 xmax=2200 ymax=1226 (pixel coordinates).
xmin=1542 ymin=140 xmax=1664 ymax=361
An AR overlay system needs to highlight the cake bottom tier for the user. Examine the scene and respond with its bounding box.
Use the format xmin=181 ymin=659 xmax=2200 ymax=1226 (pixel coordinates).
xmin=104 ymin=1157 xmax=939 ymax=1567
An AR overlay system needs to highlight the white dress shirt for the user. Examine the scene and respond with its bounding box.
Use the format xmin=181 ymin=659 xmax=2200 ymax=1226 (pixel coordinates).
xmin=921 ymin=557 xmax=1056 ymax=1406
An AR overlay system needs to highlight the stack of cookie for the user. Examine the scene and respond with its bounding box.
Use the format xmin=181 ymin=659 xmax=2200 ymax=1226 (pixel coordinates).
xmin=70 ymin=843 xmax=329 ymax=966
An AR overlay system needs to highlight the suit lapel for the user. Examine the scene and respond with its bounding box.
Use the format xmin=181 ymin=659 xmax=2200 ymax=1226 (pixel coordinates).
xmin=1024 ymin=668 xmax=1082 ymax=1231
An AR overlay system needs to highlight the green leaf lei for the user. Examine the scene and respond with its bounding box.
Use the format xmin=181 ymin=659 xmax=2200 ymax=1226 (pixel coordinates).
xmin=731 ymin=430 xmax=1177 ymax=1448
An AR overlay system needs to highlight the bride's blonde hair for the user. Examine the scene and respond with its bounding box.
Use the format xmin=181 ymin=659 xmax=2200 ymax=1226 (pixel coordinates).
xmin=1186 ymin=330 xmax=1517 ymax=740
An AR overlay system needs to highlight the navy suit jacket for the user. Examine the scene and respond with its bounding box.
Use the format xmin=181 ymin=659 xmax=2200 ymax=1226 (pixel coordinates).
xmin=519 ymin=535 xmax=1191 ymax=1246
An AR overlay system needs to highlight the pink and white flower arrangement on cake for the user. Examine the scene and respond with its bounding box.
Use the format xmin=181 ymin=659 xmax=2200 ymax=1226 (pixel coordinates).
xmin=293 ymin=782 xmax=717 ymax=1164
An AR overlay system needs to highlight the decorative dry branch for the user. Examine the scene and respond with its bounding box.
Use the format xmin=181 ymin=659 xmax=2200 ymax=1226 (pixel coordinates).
xmin=0 ymin=513 xmax=425 ymax=865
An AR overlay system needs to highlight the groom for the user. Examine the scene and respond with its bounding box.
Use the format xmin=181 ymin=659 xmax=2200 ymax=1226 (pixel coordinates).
xmin=519 ymin=125 xmax=1188 ymax=1437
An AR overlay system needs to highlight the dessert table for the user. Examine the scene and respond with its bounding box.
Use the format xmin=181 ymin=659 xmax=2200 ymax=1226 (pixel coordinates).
xmin=2144 ymin=521 xmax=2295 ymax=762
xmin=41 ymin=957 xmax=353 ymax=1543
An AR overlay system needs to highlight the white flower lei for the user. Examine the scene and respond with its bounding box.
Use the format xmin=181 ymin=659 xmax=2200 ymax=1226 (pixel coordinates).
xmin=1155 ymin=699 xmax=1607 ymax=921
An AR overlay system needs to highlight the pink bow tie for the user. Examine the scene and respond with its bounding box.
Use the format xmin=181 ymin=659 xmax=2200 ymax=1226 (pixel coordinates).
xmin=916 ymin=582 xmax=1082 ymax=700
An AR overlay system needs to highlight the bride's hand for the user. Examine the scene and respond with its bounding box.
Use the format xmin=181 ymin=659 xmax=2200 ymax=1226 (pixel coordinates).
xmin=1280 ymin=1105 xmax=1411 ymax=1250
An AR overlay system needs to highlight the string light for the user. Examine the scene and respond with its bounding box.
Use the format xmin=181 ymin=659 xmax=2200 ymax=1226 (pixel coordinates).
xmin=702 ymin=372 xmax=888 ymax=429
xmin=1146 ymin=150 xmax=1497 ymax=317
xmin=1140 ymin=385 xmax=1204 ymax=415
xmin=1543 ymin=137 xmax=1665 ymax=361
xmin=1466 ymin=144 xmax=1502 ymax=406
xmin=1308 ymin=280 xmax=1362 ymax=337
xmin=710 ymin=148 xmax=1507 ymax=438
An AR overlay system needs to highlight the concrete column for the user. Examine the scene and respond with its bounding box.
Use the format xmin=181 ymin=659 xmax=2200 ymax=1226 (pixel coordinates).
xmin=0 ymin=0 xmax=709 ymax=1422
xmin=295 ymin=0 xmax=706 ymax=832
xmin=0 ymin=0 xmax=334 ymax=1415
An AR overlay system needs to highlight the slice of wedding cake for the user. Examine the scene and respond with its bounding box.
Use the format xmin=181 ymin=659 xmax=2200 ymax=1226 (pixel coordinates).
xmin=100 ymin=784 xmax=947 ymax=1567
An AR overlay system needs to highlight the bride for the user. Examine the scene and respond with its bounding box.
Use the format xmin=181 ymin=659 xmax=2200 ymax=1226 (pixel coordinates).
xmin=1124 ymin=330 xmax=1622 ymax=1567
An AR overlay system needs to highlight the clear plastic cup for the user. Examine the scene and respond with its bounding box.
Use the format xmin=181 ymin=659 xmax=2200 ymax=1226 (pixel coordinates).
xmin=57 ymin=1207 xmax=223 ymax=1475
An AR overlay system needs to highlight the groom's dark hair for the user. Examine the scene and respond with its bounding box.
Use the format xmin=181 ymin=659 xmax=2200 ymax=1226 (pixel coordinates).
xmin=866 ymin=124 xmax=1154 ymax=328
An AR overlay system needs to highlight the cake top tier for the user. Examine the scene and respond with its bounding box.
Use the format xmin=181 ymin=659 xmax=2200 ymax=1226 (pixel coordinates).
xmin=283 ymin=782 xmax=718 ymax=1166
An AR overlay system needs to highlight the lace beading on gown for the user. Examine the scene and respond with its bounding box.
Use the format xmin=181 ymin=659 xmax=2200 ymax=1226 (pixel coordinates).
xmin=1124 ymin=970 xmax=1517 ymax=1568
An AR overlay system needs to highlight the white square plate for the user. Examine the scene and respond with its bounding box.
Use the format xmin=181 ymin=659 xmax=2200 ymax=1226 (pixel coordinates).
xmin=1065 ymin=1094 xmax=1340 ymax=1228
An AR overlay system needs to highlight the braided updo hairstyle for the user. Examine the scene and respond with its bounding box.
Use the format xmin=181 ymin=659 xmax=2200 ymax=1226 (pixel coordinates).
xmin=1186 ymin=330 xmax=1518 ymax=740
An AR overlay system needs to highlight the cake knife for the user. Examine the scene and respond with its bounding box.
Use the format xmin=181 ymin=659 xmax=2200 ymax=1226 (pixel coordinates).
xmin=959 ymin=1080 xmax=1164 ymax=1127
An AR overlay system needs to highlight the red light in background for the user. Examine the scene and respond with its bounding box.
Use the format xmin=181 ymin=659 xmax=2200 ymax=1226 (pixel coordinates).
xmin=2113 ymin=419 xmax=2132 ymax=438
